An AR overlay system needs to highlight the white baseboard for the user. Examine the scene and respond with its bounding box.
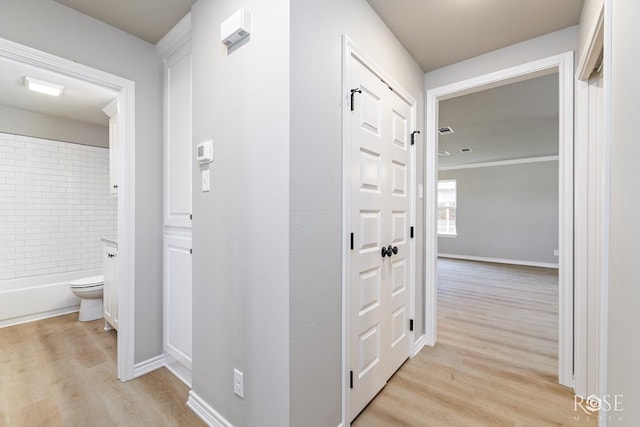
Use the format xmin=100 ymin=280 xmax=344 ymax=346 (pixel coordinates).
xmin=133 ymin=354 xmax=165 ymax=378
xmin=0 ymin=307 xmax=79 ymax=329
xmin=412 ymin=334 xmax=426 ymax=357
xmin=438 ymin=253 xmax=559 ymax=269
xmin=164 ymin=352 xmax=192 ymax=387
xmin=187 ymin=391 xmax=234 ymax=427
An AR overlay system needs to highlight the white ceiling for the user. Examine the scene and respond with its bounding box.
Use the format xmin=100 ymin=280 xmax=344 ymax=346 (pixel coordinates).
xmin=54 ymin=0 xmax=195 ymax=44
xmin=0 ymin=57 xmax=117 ymax=126
xmin=51 ymin=1 xmax=583 ymax=71
xmin=366 ymin=0 xmax=584 ymax=71
xmin=438 ymin=73 xmax=559 ymax=167
xmin=26 ymin=1 xmax=573 ymax=139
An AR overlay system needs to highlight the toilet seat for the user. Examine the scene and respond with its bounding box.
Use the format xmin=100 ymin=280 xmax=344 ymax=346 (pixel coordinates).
xmin=70 ymin=275 xmax=104 ymax=289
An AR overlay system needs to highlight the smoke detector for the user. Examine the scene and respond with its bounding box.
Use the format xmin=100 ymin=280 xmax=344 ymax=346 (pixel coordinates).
xmin=221 ymin=9 xmax=251 ymax=48
xmin=438 ymin=126 xmax=454 ymax=135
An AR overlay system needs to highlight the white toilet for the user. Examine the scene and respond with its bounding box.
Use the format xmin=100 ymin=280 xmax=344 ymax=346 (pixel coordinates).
xmin=69 ymin=275 xmax=104 ymax=321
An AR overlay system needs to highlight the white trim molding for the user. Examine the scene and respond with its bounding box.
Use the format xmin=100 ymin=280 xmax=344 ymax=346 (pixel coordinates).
xmin=573 ymin=0 xmax=607 ymax=404
xmin=187 ymin=391 xmax=234 ymax=427
xmin=425 ymin=52 xmax=575 ymax=388
xmin=412 ymin=334 xmax=426 ymax=357
xmin=576 ymin=3 xmax=604 ymax=81
xmin=0 ymin=36 xmax=137 ymax=382
xmin=439 ymin=155 xmax=559 ymax=171
xmin=599 ymin=3 xmax=612 ymax=426
xmin=0 ymin=307 xmax=79 ymax=329
xmin=438 ymin=253 xmax=559 ymax=269
xmin=133 ymin=354 xmax=165 ymax=378
xmin=164 ymin=351 xmax=192 ymax=387
xmin=156 ymin=13 xmax=192 ymax=59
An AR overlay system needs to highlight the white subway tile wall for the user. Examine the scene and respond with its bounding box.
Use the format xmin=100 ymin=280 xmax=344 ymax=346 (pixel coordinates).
xmin=0 ymin=133 xmax=116 ymax=281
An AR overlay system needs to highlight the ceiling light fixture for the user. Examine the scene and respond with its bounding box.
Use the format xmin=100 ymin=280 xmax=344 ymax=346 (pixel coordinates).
xmin=24 ymin=76 xmax=64 ymax=97
xmin=438 ymin=126 xmax=454 ymax=135
xmin=459 ymin=147 xmax=473 ymax=153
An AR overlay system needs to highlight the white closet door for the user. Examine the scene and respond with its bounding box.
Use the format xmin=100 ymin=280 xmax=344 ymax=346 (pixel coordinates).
xmin=348 ymin=56 xmax=412 ymax=421
xmin=162 ymin=36 xmax=193 ymax=385
xmin=165 ymin=52 xmax=193 ymax=228
xmin=164 ymin=234 xmax=192 ymax=368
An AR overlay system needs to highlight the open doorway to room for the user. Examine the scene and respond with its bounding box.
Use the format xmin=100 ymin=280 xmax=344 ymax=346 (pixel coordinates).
xmin=435 ymin=72 xmax=562 ymax=382
xmin=420 ymin=54 xmax=576 ymax=423
xmin=0 ymin=37 xmax=136 ymax=382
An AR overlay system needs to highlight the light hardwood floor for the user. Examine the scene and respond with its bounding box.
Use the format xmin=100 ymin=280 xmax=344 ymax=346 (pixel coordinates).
xmin=0 ymin=313 xmax=204 ymax=427
xmin=353 ymin=258 xmax=596 ymax=426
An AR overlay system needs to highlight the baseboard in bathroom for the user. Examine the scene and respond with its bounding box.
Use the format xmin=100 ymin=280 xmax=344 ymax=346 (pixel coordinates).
xmin=133 ymin=354 xmax=165 ymax=378
xmin=0 ymin=306 xmax=79 ymax=329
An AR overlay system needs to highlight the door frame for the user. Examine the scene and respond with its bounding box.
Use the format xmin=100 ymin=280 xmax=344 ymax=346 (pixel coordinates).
xmin=341 ymin=35 xmax=418 ymax=424
xmin=574 ymin=0 xmax=607 ymax=400
xmin=0 ymin=37 xmax=137 ymax=381
xmin=424 ymin=52 xmax=575 ymax=388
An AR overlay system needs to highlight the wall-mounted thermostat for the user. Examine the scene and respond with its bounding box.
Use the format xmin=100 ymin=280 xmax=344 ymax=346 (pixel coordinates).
xmin=221 ymin=8 xmax=251 ymax=48
xmin=197 ymin=140 xmax=213 ymax=164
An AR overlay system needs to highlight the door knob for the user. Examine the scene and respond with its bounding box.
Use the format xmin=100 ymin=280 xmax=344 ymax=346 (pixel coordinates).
xmin=382 ymin=245 xmax=399 ymax=258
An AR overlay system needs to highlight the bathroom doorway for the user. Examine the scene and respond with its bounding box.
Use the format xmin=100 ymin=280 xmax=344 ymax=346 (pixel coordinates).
xmin=0 ymin=37 xmax=137 ymax=381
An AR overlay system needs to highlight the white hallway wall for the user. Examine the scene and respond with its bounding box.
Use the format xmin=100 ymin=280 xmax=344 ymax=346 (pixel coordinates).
xmin=607 ymin=0 xmax=640 ymax=424
xmin=190 ymin=0 xmax=290 ymax=425
xmin=0 ymin=0 xmax=164 ymax=363
xmin=425 ymin=26 xmax=579 ymax=90
xmin=290 ymin=0 xmax=425 ymax=424
xmin=189 ymin=0 xmax=424 ymax=425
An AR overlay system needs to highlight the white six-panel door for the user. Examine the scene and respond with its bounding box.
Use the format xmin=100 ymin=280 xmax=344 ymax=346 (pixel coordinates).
xmin=348 ymin=55 xmax=413 ymax=421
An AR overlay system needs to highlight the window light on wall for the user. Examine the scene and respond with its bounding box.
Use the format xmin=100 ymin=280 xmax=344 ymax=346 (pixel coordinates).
xmin=437 ymin=179 xmax=457 ymax=236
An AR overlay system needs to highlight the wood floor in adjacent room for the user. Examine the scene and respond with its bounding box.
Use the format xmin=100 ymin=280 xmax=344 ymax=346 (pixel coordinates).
xmin=0 ymin=313 xmax=205 ymax=427
xmin=353 ymin=258 xmax=597 ymax=427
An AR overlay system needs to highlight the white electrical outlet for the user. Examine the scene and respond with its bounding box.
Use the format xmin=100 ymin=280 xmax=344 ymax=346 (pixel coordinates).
xmin=554 ymin=249 xmax=559 ymax=256
xmin=234 ymin=369 xmax=244 ymax=398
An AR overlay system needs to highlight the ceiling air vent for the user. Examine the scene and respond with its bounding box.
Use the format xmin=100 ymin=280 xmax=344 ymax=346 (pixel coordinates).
xmin=438 ymin=126 xmax=454 ymax=135
xmin=438 ymin=150 xmax=450 ymax=156
xmin=459 ymin=147 xmax=473 ymax=153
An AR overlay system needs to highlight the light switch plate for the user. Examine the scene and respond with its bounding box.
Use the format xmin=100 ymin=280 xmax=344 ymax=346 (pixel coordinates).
xmin=202 ymin=169 xmax=210 ymax=192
